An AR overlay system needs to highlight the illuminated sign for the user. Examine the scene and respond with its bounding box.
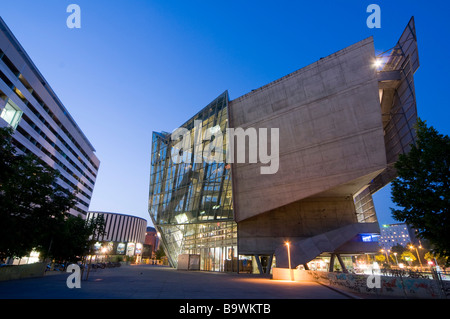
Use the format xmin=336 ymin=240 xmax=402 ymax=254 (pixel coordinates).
xmin=117 ymin=243 xmax=126 ymax=255
xmin=106 ymin=242 xmax=114 ymax=253
xmin=126 ymin=243 xmax=135 ymax=256
xmin=360 ymin=234 xmax=380 ymax=242
xmin=94 ymin=242 xmax=101 ymax=252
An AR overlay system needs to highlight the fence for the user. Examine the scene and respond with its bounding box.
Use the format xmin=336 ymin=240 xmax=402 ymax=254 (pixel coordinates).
xmin=273 ymin=267 xmax=450 ymax=299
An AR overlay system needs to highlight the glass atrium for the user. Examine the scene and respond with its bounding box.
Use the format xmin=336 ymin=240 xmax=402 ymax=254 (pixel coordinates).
xmin=148 ymin=92 xmax=237 ymax=271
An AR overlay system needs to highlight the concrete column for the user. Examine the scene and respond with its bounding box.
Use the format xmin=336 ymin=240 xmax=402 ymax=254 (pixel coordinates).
xmin=336 ymin=254 xmax=348 ymax=273
xmin=254 ymin=255 xmax=264 ymax=274
xmin=329 ymin=254 xmax=335 ymax=272
xmin=265 ymin=254 xmax=273 ymax=274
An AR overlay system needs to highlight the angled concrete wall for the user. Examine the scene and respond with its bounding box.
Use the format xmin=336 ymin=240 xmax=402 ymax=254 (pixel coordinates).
xmin=0 ymin=262 xmax=46 ymax=281
xmin=274 ymin=222 xmax=379 ymax=268
xmin=229 ymin=37 xmax=386 ymax=223
xmin=228 ymin=37 xmax=387 ymax=257
xmin=238 ymin=196 xmax=358 ymax=255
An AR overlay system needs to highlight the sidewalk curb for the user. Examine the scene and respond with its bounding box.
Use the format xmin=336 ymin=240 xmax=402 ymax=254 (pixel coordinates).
xmin=316 ymin=282 xmax=364 ymax=299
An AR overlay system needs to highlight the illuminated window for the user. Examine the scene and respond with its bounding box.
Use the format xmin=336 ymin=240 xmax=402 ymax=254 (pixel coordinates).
xmin=0 ymin=99 xmax=22 ymax=129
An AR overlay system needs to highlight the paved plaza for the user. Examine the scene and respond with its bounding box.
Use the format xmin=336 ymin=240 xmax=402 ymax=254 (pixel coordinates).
xmin=1 ymin=264 xmax=437 ymax=319
xmin=0 ymin=264 xmax=356 ymax=299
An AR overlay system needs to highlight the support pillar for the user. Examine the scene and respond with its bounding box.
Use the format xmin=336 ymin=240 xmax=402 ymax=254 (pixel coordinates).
xmin=336 ymin=254 xmax=348 ymax=273
xmin=265 ymin=254 xmax=273 ymax=274
xmin=254 ymin=255 xmax=264 ymax=274
xmin=329 ymin=254 xmax=335 ymax=272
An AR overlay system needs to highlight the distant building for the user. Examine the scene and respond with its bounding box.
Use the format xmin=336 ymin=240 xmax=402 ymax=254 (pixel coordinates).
xmin=87 ymin=211 xmax=147 ymax=259
xmin=379 ymin=223 xmax=419 ymax=250
xmin=144 ymin=226 xmax=160 ymax=257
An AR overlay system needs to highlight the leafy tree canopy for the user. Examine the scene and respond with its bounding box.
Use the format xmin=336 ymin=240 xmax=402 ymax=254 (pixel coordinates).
xmin=391 ymin=118 xmax=450 ymax=263
xmin=0 ymin=127 xmax=105 ymax=262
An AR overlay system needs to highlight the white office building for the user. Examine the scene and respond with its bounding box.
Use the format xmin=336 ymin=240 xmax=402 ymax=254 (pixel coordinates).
xmin=379 ymin=223 xmax=419 ymax=250
xmin=0 ymin=17 xmax=99 ymax=217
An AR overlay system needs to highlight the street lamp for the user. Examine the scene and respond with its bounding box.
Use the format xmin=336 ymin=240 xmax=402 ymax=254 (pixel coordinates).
xmin=285 ymin=242 xmax=293 ymax=281
xmin=381 ymin=249 xmax=390 ymax=265
xmin=393 ymin=252 xmax=399 ymax=266
xmin=409 ymin=245 xmax=423 ymax=269
xmin=373 ymin=58 xmax=384 ymax=69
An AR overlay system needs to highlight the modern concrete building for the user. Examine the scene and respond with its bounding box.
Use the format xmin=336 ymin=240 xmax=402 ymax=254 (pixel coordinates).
xmin=0 ymin=17 xmax=99 ymax=217
xmin=148 ymin=18 xmax=420 ymax=273
xmin=86 ymin=211 xmax=147 ymax=258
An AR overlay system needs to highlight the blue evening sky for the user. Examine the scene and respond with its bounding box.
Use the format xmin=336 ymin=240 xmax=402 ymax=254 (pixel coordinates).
xmin=1 ymin=1 xmax=449 ymax=227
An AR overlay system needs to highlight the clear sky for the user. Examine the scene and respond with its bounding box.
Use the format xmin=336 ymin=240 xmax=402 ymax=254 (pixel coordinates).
xmin=1 ymin=1 xmax=449 ymax=227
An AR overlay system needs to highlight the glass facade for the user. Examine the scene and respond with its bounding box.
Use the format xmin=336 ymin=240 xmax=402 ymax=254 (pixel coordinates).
xmin=148 ymin=91 xmax=237 ymax=271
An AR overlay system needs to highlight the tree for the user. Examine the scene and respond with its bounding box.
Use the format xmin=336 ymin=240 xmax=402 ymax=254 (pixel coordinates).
xmin=391 ymin=118 xmax=450 ymax=263
xmin=84 ymin=214 xmax=107 ymax=258
xmin=424 ymin=251 xmax=448 ymax=267
xmin=0 ymin=127 xmax=76 ymax=260
xmin=38 ymin=214 xmax=106 ymax=263
xmin=155 ymin=245 xmax=166 ymax=260
xmin=375 ymin=254 xmax=385 ymax=263
xmin=87 ymin=213 xmax=107 ymax=244
xmin=389 ymin=244 xmax=405 ymax=264
xmin=390 ymin=243 xmax=406 ymax=255
xmin=400 ymin=251 xmax=416 ymax=264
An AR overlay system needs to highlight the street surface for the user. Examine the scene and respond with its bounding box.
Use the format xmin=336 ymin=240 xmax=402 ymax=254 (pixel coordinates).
xmin=0 ymin=263 xmax=353 ymax=299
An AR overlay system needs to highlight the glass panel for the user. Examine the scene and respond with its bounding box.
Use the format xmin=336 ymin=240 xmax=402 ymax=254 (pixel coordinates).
xmin=148 ymin=92 xmax=237 ymax=271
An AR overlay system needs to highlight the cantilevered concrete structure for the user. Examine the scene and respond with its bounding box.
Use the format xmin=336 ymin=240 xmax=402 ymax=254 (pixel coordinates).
xmin=148 ymin=17 xmax=419 ymax=272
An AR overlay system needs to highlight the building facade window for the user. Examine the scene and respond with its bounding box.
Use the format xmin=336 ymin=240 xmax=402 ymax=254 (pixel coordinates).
xmin=0 ymin=99 xmax=22 ymax=129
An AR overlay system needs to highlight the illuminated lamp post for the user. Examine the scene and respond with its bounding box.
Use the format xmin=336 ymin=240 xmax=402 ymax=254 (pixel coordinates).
xmin=285 ymin=242 xmax=294 ymax=281
xmin=381 ymin=249 xmax=390 ymax=266
xmin=409 ymin=245 xmax=423 ymax=269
